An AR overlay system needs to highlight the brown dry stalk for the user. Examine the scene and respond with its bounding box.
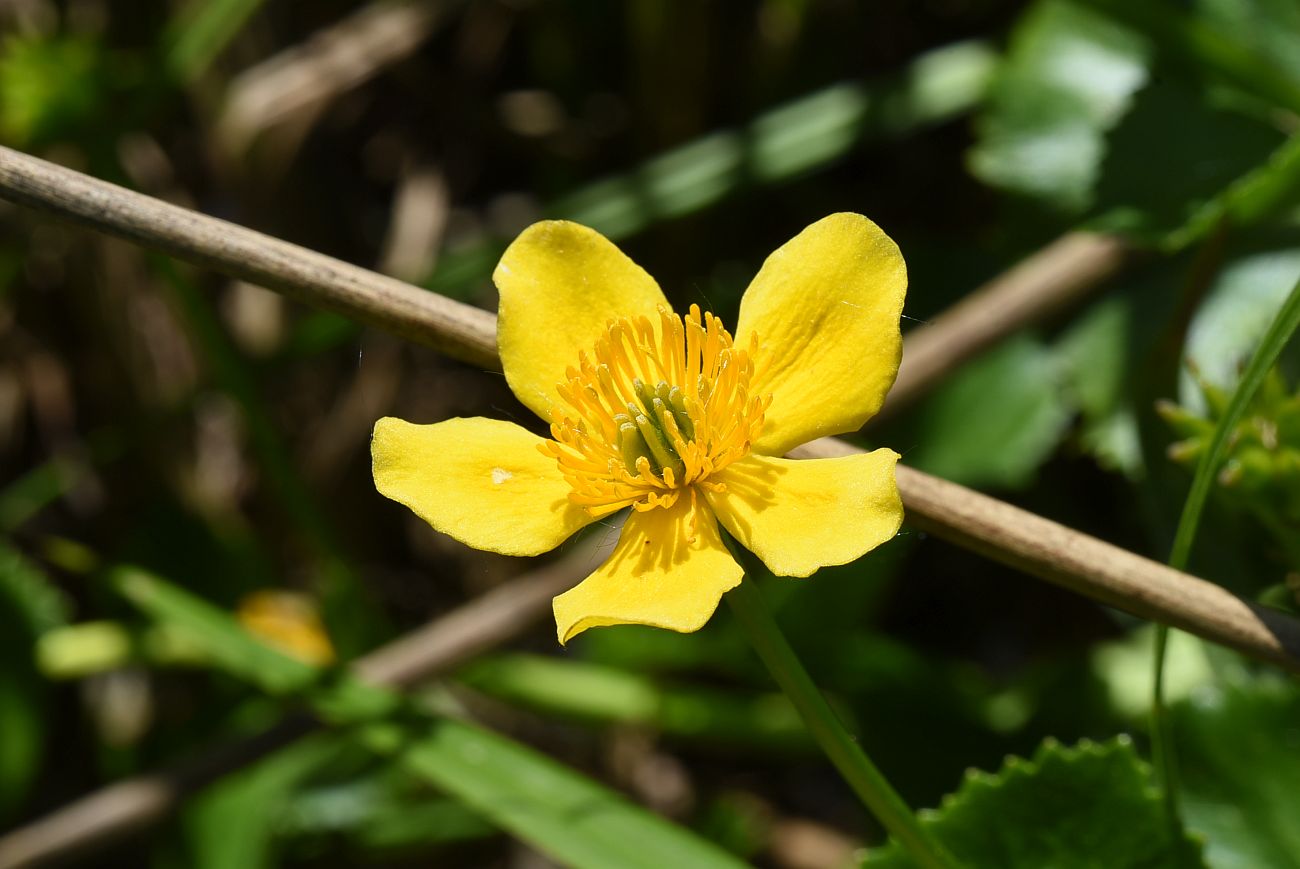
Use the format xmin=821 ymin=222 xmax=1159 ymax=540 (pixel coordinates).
xmin=1 ymin=144 xmax=1296 ymax=669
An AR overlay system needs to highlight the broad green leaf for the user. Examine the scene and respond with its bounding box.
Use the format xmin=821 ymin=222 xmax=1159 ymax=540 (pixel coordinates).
xmin=971 ymin=0 xmax=1289 ymax=249
xmin=905 ymin=335 xmax=1073 ymax=489
xmin=1180 ymin=247 xmax=1300 ymax=409
xmin=1174 ymin=676 xmax=1300 ymax=869
xmin=863 ymin=738 xmax=1205 ymax=868
xmin=1055 ymin=296 xmax=1146 ymax=475
xmin=115 ymin=568 xmax=748 ymax=869
xmin=184 ymin=735 xmax=345 ymax=869
xmin=1089 ymin=77 xmax=1283 ymax=248
xmin=969 ymin=0 xmax=1151 ymax=211
xmin=1090 ymin=626 xmax=1214 ymax=720
xmin=1196 ymin=0 xmax=1300 ymax=89
xmin=380 ymin=718 xmax=747 ymax=869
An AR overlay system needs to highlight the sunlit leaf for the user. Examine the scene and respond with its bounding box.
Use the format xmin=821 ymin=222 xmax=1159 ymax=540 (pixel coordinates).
xmin=1174 ymin=675 xmax=1300 ymax=869
xmin=863 ymin=738 xmax=1205 ymax=868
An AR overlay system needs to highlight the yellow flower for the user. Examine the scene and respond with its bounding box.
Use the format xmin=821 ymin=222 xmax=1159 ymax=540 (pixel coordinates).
xmin=372 ymin=213 xmax=906 ymax=644
xmin=237 ymin=590 xmax=336 ymax=666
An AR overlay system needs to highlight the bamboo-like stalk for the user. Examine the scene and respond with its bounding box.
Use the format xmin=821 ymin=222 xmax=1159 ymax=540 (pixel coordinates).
xmin=2 ymin=143 xmax=1298 ymax=673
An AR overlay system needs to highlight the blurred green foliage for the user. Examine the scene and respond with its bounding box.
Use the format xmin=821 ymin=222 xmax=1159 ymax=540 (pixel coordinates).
xmin=3 ymin=0 xmax=1300 ymax=866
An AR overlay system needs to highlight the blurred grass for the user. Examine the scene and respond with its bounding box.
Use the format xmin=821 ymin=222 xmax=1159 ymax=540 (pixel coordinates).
xmin=4 ymin=0 xmax=1300 ymax=866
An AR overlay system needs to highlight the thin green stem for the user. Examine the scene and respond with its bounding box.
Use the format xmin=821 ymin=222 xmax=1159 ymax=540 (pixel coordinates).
xmin=726 ymin=576 xmax=961 ymax=869
xmin=1149 ymin=624 xmax=1180 ymax=826
xmin=1150 ymin=274 xmax=1300 ymax=830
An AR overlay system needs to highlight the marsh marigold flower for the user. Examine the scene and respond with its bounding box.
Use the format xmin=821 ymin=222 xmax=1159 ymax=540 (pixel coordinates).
xmin=372 ymin=213 xmax=906 ymax=643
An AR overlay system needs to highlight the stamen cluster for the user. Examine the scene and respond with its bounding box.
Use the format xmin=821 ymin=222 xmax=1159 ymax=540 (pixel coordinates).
xmin=541 ymin=305 xmax=769 ymax=516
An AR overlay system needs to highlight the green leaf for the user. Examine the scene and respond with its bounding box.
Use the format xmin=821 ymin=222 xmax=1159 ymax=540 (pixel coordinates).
xmin=164 ymin=0 xmax=265 ymax=82
xmin=905 ymin=335 xmax=1073 ymax=489
xmin=380 ymin=718 xmax=747 ymax=869
xmin=1180 ymin=247 xmax=1300 ymax=408
xmin=280 ymin=773 xmax=495 ymax=852
xmin=115 ymin=568 xmax=748 ymax=869
xmin=458 ymin=653 xmax=808 ymax=751
xmin=0 ymin=34 xmax=101 ymax=147
xmin=971 ymin=0 xmax=1290 ymax=249
xmin=1173 ymin=675 xmax=1300 ymax=869
xmin=863 ymin=738 xmax=1206 ymax=868
xmin=1196 ymin=0 xmax=1300 ymax=90
xmin=969 ymin=0 xmax=1152 ymax=211
xmin=184 ymin=735 xmax=346 ymax=869
xmin=1089 ymin=76 xmax=1283 ymax=248
xmin=0 ymin=542 xmax=64 ymax=818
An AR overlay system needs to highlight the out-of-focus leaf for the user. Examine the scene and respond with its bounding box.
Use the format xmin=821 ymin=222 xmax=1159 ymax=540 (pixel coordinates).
xmin=1089 ymin=77 xmax=1283 ymax=248
xmin=164 ymin=0 xmax=265 ymax=82
xmin=459 ymin=654 xmax=808 ymax=751
xmin=863 ymin=738 xmax=1205 ymax=868
xmin=1056 ymin=296 xmax=1146 ymax=475
xmin=1089 ymin=0 xmax=1300 ymax=114
xmin=0 ymin=542 xmax=66 ymax=818
xmin=184 ymin=734 xmax=345 ymax=869
xmin=1181 ymin=246 xmax=1300 ymax=409
xmin=1173 ymin=675 xmax=1300 ymax=869
xmin=1090 ymin=626 xmax=1214 ymax=720
xmin=116 ymin=568 xmax=749 ymax=869
xmin=0 ymin=35 xmax=101 ymax=146
xmin=1055 ymin=266 xmax=1183 ymax=478
xmin=969 ymin=0 xmax=1151 ymax=211
xmin=904 ymin=335 xmax=1073 ymax=489
xmin=971 ymin=0 xmax=1289 ymax=249
xmin=1196 ymin=0 xmax=1300 ymax=89
xmin=379 ymin=716 xmax=747 ymax=869
xmin=280 ymin=775 xmax=495 ymax=852
xmin=0 ymin=541 xmax=71 ymax=634
xmin=422 ymin=41 xmax=994 ymax=301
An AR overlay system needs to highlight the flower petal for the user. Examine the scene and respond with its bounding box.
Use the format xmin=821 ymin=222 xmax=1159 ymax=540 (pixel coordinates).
xmin=707 ymin=450 xmax=902 ymax=578
xmin=495 ymin=220 xmax=670 ymax=420
xmin=372 ymin=416 xmax=594 ymax=556
xmin=736 ymin=213 xmax=906 ymax=455
xmin=553 ymin=496 xmax=742 ymax=644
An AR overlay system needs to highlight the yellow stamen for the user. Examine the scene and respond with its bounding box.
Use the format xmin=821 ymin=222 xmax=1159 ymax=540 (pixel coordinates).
xmin=541 ymin=305 xmax=769 ymax=515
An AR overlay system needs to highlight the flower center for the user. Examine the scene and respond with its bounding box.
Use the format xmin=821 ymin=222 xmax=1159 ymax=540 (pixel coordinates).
xmin=541 ymin=305 xmax=768 ymax=516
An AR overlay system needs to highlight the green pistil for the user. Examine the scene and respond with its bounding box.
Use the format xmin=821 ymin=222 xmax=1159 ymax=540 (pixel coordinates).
xmin=615 ymin=415 xmax=654 ymax=474
xmin=667 ymin=386 xmax=695 ymax=441
xmin=632 ymin=407 xmax=683 ymax=475
xmin=615 ymin=381 xmax=693 ymax=479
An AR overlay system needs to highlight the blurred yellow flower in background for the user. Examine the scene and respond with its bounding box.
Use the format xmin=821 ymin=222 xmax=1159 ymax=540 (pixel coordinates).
xmin=373 ymin=213 xmax=906 ymax=643
xmin=237 ymin=590 xmax=335 ymax=666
